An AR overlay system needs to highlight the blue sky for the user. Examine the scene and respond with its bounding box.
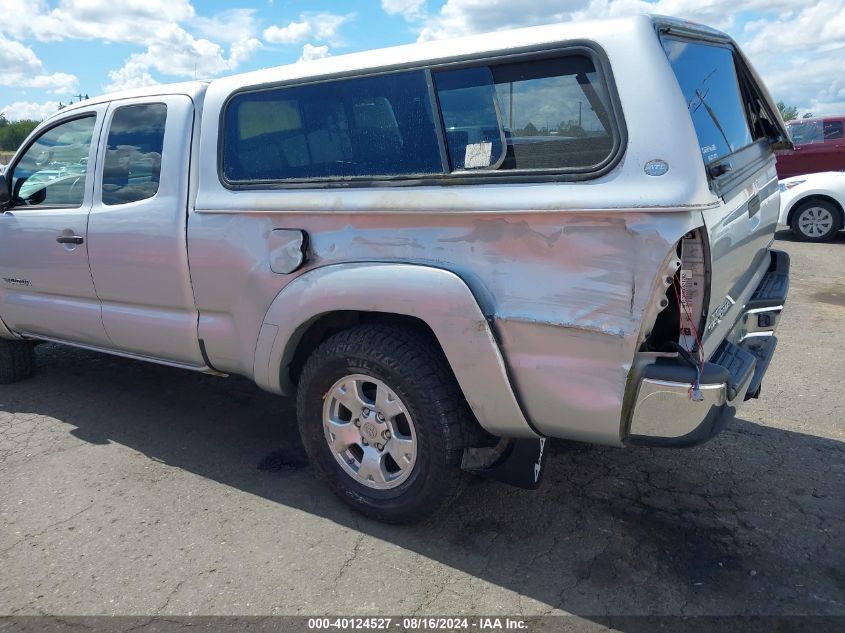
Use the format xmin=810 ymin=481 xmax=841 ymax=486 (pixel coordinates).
xmin=1 ymin=0 xmax=843 ymax=121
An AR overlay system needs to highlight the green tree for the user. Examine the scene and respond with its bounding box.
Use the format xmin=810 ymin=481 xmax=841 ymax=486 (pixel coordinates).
xmin=777 ymin=101 xmax=813 ymax=122
xmin=777 ymin=101 xmax=798 ymax=122
xmin=0 ymin=119 xmax=40 ymax=151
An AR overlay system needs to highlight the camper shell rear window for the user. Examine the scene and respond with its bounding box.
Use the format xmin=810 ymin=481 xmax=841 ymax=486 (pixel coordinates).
xmin=661 ymin=35 xmax=780 ymax=170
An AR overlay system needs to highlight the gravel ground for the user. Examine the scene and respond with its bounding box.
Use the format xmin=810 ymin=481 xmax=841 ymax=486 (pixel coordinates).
xmin=1 ymin=230 xmax=843 ymax=621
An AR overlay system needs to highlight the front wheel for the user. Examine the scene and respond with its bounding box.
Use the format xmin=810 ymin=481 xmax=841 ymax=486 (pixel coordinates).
xmin=296 ymin=324 xmax=473 ymax=523
xmin=790 ymin=200 xmax=842 ymax=242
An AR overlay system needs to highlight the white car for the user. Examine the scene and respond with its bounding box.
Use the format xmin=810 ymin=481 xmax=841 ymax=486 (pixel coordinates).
xmin=779 ymin=171 xmax=845 ymax=242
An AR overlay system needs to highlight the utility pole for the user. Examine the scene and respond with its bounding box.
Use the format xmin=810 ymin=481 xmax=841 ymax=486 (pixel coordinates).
xmin=509 ymin=82 xmax=513 ymax=129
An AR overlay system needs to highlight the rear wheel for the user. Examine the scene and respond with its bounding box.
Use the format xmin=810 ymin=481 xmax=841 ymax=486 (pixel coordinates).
xmin=296 ymin=324 xmax=473 ymax=523
xmin=0 ymin=338 xmax=35 ymax=384
xmin=790 ymin=200 xmax=841 ymax=242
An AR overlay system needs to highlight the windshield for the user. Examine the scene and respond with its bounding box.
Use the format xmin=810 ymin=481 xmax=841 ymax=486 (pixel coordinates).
xmin=787 ymin=120 xmax=823 ymax=145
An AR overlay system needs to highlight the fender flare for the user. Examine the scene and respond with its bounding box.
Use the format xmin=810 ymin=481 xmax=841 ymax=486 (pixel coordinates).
xmin=253 ymin=263 xmax=538 ymax=439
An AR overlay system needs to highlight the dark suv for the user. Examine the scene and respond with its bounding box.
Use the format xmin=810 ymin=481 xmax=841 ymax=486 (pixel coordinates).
xmin=776 ymin=116 xmax=845 ymax=178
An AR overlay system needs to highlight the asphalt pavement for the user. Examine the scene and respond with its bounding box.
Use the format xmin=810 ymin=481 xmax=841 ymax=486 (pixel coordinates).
xmin=1 ymin=229 xmax=843 ymax=623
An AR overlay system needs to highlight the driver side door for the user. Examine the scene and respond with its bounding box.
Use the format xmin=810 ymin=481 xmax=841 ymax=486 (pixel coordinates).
xmin=0 ymin=107 xmax=111 ymax=347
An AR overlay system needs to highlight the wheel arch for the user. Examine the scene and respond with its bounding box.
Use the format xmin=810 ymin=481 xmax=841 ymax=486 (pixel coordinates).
xmin=285 ymin=311 xmax=441 ymax=387
xmin=253 ymin=263 xmax=538 ymax=439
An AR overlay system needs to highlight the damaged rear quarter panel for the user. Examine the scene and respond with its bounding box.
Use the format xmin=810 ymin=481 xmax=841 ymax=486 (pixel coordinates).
xmin=189 ymin=208 xmax=699 ymax=444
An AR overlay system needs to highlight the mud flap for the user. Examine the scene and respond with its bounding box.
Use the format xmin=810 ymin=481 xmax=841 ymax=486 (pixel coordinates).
xmin=465 ymin=438 xmax=548 ymax=490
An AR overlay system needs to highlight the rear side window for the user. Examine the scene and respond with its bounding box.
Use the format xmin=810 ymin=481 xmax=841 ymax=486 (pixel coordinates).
xmin=223 ymin=70 xmax=442 ymax=182
xmin=662 ymin=38 xmax=752 ymax=164
xmin=102 ymin=103 xmax=166 ymax=205
xmin=433 ymin=54 xmax=615 ymax=171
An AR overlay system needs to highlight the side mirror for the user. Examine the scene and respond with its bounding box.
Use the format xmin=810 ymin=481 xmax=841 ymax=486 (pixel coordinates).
xmin=0 ymin=173 xmax=10 ymax=209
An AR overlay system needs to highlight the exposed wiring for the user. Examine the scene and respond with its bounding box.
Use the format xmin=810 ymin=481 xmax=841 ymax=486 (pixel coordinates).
xmin=672 ymin=278 xmax=705 ymax=401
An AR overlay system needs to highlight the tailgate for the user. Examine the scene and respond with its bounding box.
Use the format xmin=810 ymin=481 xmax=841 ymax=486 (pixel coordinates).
xmin=661 ymin=30 xmax=788 ymax=354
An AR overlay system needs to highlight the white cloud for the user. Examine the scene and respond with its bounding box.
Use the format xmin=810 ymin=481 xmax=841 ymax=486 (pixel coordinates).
xmin=0 ymin=2 xmax=262 ymax=96
xmin=104 ymin=61 xmax=159 ymax=93
xmin=0 ymin=0 xmax=196 ymax=45
xmin=0 ymin=36 xmax=79 ymax=94
xmin=381 ymin=0 xmax=426 ymax=21
xmin=0 ymin=37 xmax=43 ymax=74
xmin=263 ymin=12 xmax=353 ymax=45
xmin=763 ymin=54 xmax=845 ymax=116
xmin=1 ymin=100 xmax=60 ymax=121
xmin=298 ymin=43 xmax=331 ymax=63
xmin=743 ymin=1 xmax=845 ymax=55
xmin=104 ymin=33 xmax=262 ymax=93
xmin=416 ymin=0 xmax=806 ymax=41
xmin=230 ymin=38 xmax=263 ymax=68
xmin=571 ymin=0 xmax=816 ymax=31
xmin=265 ymin=20 xmax=311 ymax=44
xmin=191 ymin=8 xmax=260 ymax=44
xmin=26 ymin=72 xmax=79 ymax=94
xmin=418 ymin=0 xmax=588 ymax=41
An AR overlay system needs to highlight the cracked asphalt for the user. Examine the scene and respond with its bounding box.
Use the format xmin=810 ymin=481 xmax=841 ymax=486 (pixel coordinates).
xmin=1 ymin=230 xmax=843 ymax=619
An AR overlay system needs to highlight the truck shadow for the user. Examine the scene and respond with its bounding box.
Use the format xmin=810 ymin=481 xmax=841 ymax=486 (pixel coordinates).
xmin=3 ymin=343 xmax=843 ymax=618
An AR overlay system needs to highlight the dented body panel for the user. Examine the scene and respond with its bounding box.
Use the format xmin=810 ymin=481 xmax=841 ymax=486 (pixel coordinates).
xmin=190 ymin=208 xmax=698 ymax=444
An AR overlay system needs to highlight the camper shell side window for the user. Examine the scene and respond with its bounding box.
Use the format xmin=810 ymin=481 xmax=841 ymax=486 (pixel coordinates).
xmin=219 ymin=43 xmax=626 ymax=188
xmin=433 ymin=54 xmax=615 ymax=173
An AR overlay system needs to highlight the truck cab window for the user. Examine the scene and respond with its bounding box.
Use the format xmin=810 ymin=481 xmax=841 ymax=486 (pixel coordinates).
xmin=10 ymin=116 xmax=95 ymax=208
xmin=101 ymin=104 xmax=167 ymax=206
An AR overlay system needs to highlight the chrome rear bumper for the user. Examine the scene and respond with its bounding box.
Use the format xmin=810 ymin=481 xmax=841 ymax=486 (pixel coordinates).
xmin=625 ymin=249 xmax=789 ymax=447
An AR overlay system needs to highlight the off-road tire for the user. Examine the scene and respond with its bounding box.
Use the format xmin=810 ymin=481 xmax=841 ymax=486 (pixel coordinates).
xmin=296 ymin=324 xmax=474 ymax=523
xmin=0 ymin=339 xmax=35 ymax=384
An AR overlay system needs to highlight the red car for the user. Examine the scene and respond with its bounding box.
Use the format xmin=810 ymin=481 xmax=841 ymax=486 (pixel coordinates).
xmin=776 ymin=116 xmax=845 ymax=178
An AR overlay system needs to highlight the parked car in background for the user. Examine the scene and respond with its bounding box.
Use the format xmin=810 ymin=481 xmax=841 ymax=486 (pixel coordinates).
xmin=776 ymin=116 xmax=845 ymax=179
xmin=779 ymin=171 xmax=845 ymax=242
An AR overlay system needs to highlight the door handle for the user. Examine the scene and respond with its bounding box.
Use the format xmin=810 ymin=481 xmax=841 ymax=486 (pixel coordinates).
xmin=56 ymin=235 xmax=84 ymax=245
xmin=748 ymin=195 xmax=761 ymax=217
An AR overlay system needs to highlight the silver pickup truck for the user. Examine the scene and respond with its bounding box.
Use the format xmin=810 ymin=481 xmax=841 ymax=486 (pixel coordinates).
xmin=0 ymin=15 xmax=790 ymax=522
